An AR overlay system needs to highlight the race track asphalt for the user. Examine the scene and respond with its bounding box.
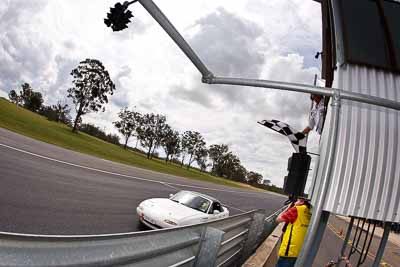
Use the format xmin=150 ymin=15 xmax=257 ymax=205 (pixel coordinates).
xmin=0 ymin=128 xmax=286 ymax=235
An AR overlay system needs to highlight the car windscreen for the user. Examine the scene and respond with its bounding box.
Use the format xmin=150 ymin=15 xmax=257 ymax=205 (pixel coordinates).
xmin=171 ymin=192 xmax=211 ymax=213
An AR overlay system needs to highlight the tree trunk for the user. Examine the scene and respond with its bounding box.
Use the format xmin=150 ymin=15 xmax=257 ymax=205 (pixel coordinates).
xmin=147 ymin=141 xmax=153 ymax=159
xmin=165 ymin=153 xmax=169 ymax=163
xmin=72 ymin=111 xmax=81 ymax=133
xmin=180 ymin=154 xmax=185 ymax=167
xmin=187 ymin=154 xmax=193 ymax=169
xmin=124 ymin=136 xmax=130 ymax=149
xmin=72 ymin=104 xmax=83 ymax=133
xmin=150 ymin=145 xmax=156 ymax=159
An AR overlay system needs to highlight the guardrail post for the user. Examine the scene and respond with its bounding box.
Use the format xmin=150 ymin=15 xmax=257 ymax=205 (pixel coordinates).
xmin=194 ymin=226 xmax=224 ymax=267
xmin=239 ymin=212 xmax=266 ymax=264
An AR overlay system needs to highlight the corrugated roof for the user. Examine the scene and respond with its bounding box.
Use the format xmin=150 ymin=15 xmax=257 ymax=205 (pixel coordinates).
xmin=311 ymin=64 xmax=400 ymax=222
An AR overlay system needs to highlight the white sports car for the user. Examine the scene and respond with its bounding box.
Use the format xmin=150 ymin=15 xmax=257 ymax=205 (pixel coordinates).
xmin=136 ymin=190 xmax=230 ymax=229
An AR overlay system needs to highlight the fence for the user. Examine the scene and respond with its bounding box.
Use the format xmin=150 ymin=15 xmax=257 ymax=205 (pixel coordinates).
xmin=0 ymin=207 xmax=285 ymax=267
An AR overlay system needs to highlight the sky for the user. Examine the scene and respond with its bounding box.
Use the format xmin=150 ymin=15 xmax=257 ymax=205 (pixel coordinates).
xmin=0 ymin=0 xmax=323 ymax=188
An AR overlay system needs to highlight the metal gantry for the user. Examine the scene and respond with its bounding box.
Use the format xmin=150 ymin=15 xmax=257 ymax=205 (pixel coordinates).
xmin=110 ymin=0 xmax=400 ymax=265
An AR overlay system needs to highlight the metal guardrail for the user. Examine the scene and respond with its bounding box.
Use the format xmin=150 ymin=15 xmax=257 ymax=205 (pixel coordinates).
xmin=0 ymin=207 xmax=285 ymax=267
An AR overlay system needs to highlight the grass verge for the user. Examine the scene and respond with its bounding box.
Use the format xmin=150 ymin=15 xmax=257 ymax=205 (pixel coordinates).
xmin=0 ymin=98 xmax=263 ymax=190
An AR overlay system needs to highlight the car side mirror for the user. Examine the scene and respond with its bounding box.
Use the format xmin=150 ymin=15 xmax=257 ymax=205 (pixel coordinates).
xmin=213 ymin=210 xmax=220 ymax=215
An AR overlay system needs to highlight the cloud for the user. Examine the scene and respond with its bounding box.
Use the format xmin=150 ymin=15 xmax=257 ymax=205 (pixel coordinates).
xmin=111 ymin=65 xmax=133 ymax=108
xmin=0 ymin=0 xmax=57 ymax=97
xmin=179 ymin=8 xmax=267 ymax=107
xmin=170 ymin=84 xmax=215 ymax=108
xmin=189 ymin=8 xmax=265 ymax=78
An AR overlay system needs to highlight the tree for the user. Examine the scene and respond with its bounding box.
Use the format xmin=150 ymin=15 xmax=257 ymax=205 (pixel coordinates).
xmin=161 ymin=127 xmax=180 ymax=163
xmin=67 ymin=59 xmax=115 ymax=133
xmin=263 ymin=179 xmax=272 ymax=186
xmin=113 ymin=108 xmax=141 ymax=149
xmin=208 ymin=144 xmax=229 ymax=175
xmin=52 ymin=101 xmax=71 ymax=124
xmin=8 ymin=90 xmax=22 ymax=105
xmin=194 ymin=147 xmax=208 ymax=172
xmin=21 ymin=84 xmax=43 ymax=112
xmin=132 ymin=111 xmax=143 ymax=148
xmin=181 ymin=131 xmax=206 ymax=169
xmin=180 ymin=132 xmax=189 ymax=167
xmin=231 ymin=164 xmax=248 ymax=183
xmin=137 ymin=113 xmax=167 ymax=159
xmin=39 ymin=101 xmax=71 ymax=125
xmin=220 ymin=152 xmax=240 ymax=178
xmin=8 ymin=83 xmax=43 ymax=112
xmin=246 ymin=171 xmax=263 ymax=185
xmin=151 ymin=115 xmax=168 ymax=159
xmin=80 ymin=123 xmax=120 ymax=145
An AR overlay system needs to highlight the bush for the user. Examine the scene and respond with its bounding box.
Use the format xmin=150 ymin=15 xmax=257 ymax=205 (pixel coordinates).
xmin=79 ymin=123 xmax=120 ymax=145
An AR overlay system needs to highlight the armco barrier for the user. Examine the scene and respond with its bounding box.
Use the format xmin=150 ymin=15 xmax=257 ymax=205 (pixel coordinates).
xmin=0 ymin=207 xmax=285 ymax=267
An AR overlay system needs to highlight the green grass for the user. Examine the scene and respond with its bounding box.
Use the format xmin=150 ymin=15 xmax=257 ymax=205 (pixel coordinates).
xmin=0 ymin=98 xmax=262 ymax=190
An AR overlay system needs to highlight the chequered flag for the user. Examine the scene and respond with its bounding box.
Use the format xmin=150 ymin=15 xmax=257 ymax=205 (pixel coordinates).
xmin=258 ymin=119 xmax=307 ymax=153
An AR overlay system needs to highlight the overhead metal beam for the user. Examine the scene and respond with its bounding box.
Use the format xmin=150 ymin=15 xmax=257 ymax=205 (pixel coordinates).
xmin=206 ymin=76 xmax=400 ymax=111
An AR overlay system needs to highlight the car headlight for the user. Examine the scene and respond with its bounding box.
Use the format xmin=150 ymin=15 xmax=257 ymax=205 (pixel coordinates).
xmin=163 ymin=219 xmax=178 ymax=225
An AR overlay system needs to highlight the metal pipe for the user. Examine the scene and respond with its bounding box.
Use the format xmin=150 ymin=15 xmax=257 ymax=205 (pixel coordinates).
xmin=169 ymin=256 xmax=196 ymax=267
xmin=208 ymin=76 xmax=335 ymax=96
xmin=221 ymin=229 xmax=248 ymax=246
xmin=208 ymin=76 xmax=400 ymax=111
xmin=138 ymin=0 xmax=213 ymax=78
xmin=338 ymin=217 xmax=354 ymax=263
xmin=307 ymin=211 xmax=330 ymax=263
xmin=216 ymin=248 xmax=242 ymax=267
xmin=372 ymin=222 xmax=391 ymax=267
xmin=294 ymin=90 xmax=342 ymax=267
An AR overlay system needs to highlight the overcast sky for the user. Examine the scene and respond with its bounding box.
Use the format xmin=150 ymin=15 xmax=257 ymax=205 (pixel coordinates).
xmin=0 ymin=0 xmax=323 ymax=188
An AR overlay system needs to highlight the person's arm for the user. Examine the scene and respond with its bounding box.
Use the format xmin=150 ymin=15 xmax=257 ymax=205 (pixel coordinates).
xmin=276 ymin=206 xmax=298 ymax=224
xmin=276 ymin=205 xmax=290 ymax=223
xmin=304 ymin=107 xmax=317 ymax=134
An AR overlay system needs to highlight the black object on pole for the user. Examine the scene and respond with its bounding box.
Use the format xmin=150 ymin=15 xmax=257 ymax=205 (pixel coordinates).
xmin=284 ymin=153 xmax=311 ymax=197
xmin=104 ymin=2 xmax=134 ymax=31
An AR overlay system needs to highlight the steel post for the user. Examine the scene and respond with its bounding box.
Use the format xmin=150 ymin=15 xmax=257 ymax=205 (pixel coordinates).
xmin=138 ymin=0 xmax=213 ymax=78
xmin=239 ymin=212 xmax=267 ymax=264
xmin=194 ymin=227 xmax=224 ymax=267
xmin=337 ymin=217 xmax=354 ymax=265
xmin=294 ymin=91 xmax=341 ymax=267
xmin=307 ymin=211 xmax=330 ymax=264
xmin=372 ymin=222 xmax=391 ymax=267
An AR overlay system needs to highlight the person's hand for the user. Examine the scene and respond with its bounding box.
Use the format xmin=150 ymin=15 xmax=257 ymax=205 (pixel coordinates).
xmin=303 ymin=127 xmax=311 ymax=135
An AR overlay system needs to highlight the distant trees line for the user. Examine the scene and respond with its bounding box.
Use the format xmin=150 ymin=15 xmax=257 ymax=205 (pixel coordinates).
xmin=7 ymin=58 xmax=278 ymax=188
xmin=112 ymin=107 xmax=273 ymax=184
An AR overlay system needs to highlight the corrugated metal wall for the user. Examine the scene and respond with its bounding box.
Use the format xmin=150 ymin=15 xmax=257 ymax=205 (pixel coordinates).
xmin=311 ymin=64 xmax=400 ymax=222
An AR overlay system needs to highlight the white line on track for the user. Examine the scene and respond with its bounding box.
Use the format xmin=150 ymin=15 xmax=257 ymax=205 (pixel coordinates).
xmin=0 ymin=143 xmax=274 ymax=198
xmin=159 ymin=182 xmax=179 ymax=190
